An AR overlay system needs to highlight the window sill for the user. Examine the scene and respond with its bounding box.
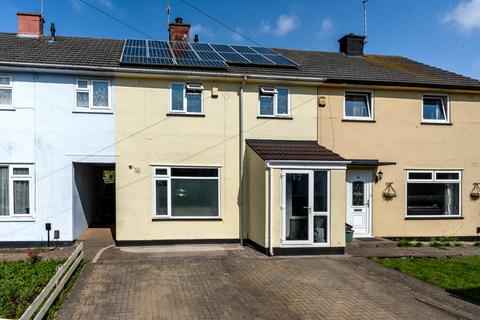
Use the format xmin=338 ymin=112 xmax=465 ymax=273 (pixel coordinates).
xmin=420 ymin=122 xmax=452 ymax=126
xmin=0 ymin=217 xmax=35 ymax=222
xmin=166 ymin=113 xmax=205 ymax=117
xmin=152 ymin=217 xmax=222 ymax=221
xmin=73 ymin=109 xmax=113 ymax=114
xmin=405 ymin=216 xmax=463 ymax=220
xmin=342 ymin=119 xmax=376 ymax=123
xmin=0 ymin=106 xmax=15 ymax=111
xmin=257 ymin=116 xmax=293 ymax=120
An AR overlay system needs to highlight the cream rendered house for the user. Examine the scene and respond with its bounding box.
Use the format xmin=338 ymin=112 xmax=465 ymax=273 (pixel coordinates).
xmin=114 ymin=20 xmax=480 ymax=255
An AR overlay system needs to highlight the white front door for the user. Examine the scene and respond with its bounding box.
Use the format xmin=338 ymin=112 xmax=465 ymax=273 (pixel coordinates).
xmin=347 ymin=171 xmax=372 ymax=237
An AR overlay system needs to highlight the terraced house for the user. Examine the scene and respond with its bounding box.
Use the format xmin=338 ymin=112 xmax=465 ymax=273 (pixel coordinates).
xmin=1 ymin=13 xmax=479 ymax=254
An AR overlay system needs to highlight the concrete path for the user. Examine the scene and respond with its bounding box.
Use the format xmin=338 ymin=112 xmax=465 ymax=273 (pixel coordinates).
xmin=58 ymin=245 xmax=480 ymax=320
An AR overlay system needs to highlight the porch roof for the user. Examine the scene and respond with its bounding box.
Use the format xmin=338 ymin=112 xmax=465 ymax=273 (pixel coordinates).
xmin=246 ymin=139 xmax=345 ymax=162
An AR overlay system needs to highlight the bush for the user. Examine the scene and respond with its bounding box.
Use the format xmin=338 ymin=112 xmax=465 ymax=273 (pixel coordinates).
xmin=26 ymin=248 xmax=41 ymax=264
xmin=473 ymin=241 xmax=480 ymax=247
xmin=397 ymin=239 xmax=422 ymax=247
xmin=429 ymin=237 xmax=457 ymax=248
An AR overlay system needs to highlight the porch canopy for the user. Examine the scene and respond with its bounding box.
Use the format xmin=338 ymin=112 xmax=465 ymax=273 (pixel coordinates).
xmin=245 ymin=139 xmax=346 ymax=163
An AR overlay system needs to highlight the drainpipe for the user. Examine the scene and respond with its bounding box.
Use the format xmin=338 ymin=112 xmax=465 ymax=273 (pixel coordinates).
xmin=266 ymin=161 xmax=274 ymax=256
xmin=239 ymin=76 xmax=247 ymax=245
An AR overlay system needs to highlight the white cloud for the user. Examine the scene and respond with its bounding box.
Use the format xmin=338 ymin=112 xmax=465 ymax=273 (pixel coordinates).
xmin=275 ymin=14 xmax=297 ymax=35
xmin=69 ymin=0 xmax=83 ymax=11
xmin=190 ymin=24 xmax=214 ymax=40
xmin=259 ymin=14 xmax=298 ymax=37
xmin=472 ymin=57 xmax=480 ymax=72
xmin=98 ymin=0 xmax=114 ymax=9
xmin=231 ymin=27 xmax=245 ymax=42
xmin=444 ymin=0 xmax=480 ymax=32
xmin=321 ymin=18 xmax=332 ymax=33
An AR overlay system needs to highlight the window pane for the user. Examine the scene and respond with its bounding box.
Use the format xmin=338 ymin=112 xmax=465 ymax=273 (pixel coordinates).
xmin=171 ymin=179 xmax=219 ymax=217
xmin=171 ymin=84 xmax=184 ymax=111
xmin=0 ymin=89 xmax=12 ymax=105
xmin=13 ymin=168 xmax=29 ymax=175
xmin=408 ymin=172 xmax=432 ymax=180
xmin=76 ymin=92 xmax=89 ymax=108
xmin=352 ymin=181 xmax=364 ymax=206
xmin=345 ymin=94 xmax=370 ymax=118
xmin=93 ymin=82 xmax=109 ymax=107
xmin=407 ymin=183 xmax=459 ymax=216
xmin=423 ymin=97 xmax=445 ymax=120
xmin=314 ymin=171 xmax=328 ymax=212
xmin=186 ymin=92 xmax=201 ymax=113
xmin=285 ymin=173 xmax=309 ymax=241
xmin=277 ymin=88 xmax=289 ymax=115
xmin=314 ymin=215 xmax=328 ymax=243
xmin=436 ymin=172 xmax=459 ymax=180
xmin=13 ymin=181 xmax=29 ymax=214
xmin=260 ymin=96 xmax=273 ymax=115
xmin=155 ymin=169 xmax=168 ymax=176
xmin=0 ymin=168 xmax=8 ymax=216
xmin=155 ymin=180 xmax=168 ymax=216
xmin=0 ymin=77 xmax=10 ymax=85
xmin=77 ymin=80 xmax=88 ymax=88
xmin=171 ymin=168 xmax=218 ymax=177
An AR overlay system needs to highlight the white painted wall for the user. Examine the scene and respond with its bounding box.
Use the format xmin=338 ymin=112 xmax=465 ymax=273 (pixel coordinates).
xmin=0 ymin=72 xmax=115 ymax=243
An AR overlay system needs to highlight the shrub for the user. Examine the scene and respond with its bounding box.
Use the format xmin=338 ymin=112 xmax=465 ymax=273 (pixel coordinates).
xmin=473 ymin=241 xmax=480 ymax=247
xmin=397 ymin=239 xmax=412 ymax=247
xmin=26 ymin=249 xmax=41 ymax=264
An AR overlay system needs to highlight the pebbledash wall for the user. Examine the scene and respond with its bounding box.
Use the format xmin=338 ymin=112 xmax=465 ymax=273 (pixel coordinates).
xmin=0 ymin=71 xmax=115 ymax=245
xmin=318 ymin=85 xmax=480 ymax=239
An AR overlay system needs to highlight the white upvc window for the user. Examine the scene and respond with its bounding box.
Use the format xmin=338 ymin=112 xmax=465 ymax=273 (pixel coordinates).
xmin=405 ymin=170 xmax=461 ymax=217
xmin=0 ymin=164 xmax=34 ymax=218
xmin=0 ymin=74 xmax=13 ymax=109
xmin=152 ymin=166 xmax=220 ymax=219
xmin=344 ymin=91 xmax=374 ymax=120
xmin=75 ymin=79 xmax=111 ymax=111
xmin=422 ymin=94 xmax=449 ymax=124
xmin=170 ymin=83 xmax=204 ymax=114
xmin=258 ymin=87 xmax=290 ymax=117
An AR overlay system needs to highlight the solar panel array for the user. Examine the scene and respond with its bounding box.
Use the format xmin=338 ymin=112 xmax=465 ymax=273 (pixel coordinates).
xmin=120 ymin=39 xmax=298 ymax=69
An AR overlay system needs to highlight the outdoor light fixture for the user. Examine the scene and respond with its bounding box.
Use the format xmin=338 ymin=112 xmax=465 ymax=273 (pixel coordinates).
xmin=470 ymin=182 xmax=480 ymax=199
xmin=375 ymin=170 xmax=383 ymax=183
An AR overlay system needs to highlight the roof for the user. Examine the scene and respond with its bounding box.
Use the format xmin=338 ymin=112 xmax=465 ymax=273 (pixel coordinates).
xmin=1 ymin=32 xmax=480 ymax=90
xmin=246 ymin=139 xmax=345 ymax=162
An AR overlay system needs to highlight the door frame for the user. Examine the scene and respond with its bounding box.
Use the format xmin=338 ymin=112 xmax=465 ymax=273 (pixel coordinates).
xmin=346 ymin=170 xmax=373 ymax=238
xmin=281 ymin=169 xmax=331 ymax=247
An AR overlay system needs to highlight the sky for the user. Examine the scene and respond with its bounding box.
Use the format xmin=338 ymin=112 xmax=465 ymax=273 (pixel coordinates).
xmin=1 ymin=0 xmax=480 ymax=79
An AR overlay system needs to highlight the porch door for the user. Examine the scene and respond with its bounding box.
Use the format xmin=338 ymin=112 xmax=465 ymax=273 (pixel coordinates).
xmin=284 ymin=171 xmax=311 ymax=244
xmin=347 ymin=171 xmax=372 ymax=237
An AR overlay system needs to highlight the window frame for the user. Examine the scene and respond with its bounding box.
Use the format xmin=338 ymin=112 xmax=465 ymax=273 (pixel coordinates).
xmin=152 ymin=166 xmax=221 ymax=219
xmin=0 ymin=164 xmax=34 ymax=219
xmin=0 ymin=74 xmax=13 ymax=109
xmin=258 ymin=86 xmax=291 ymax=118
xmin=74 ymin=78 xmax=111 ymax=112
xmin=422 ymin=94 xmax=450 ymax=124
xmin=169 ymin=83 xmax=204 ymax=115
xmin=405 ymin=169 xmax=462 ymax=218
xmin=343 ymin=90 xmax=374 ymax=121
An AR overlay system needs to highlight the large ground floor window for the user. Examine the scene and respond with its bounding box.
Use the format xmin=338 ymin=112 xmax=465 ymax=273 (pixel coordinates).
xmin=153 ymin=167 xmax=220 ymax=218
xmin=406 ymin=170 xmax=461 ymax=217
xmin=0 ymin=164 xmax=34 ymax=217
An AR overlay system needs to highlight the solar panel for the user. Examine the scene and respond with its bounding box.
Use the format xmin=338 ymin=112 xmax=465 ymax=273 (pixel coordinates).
xmin=120 ymin=39 xmax=298 ymax=69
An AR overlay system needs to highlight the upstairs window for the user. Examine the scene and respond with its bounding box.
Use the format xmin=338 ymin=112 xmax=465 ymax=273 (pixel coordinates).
xmin=422 ymin=95 xmax=449 ymax=123
xmin=406 ymin=170 xmax=461 ymax=217
xmin=75 ymin=79 xmax=110 ymax=111
xmin=170 ymin=83 xmax=204 ymax=114
xmin=0 ymin=75 xmax=12 ymax=108
xmin=344 ymin=91 xmax=373 ymax=120
xmin=259 ymin=87 xmax=290 ymax=117
xmin=0 ymin=165 xmax=34 ymax=217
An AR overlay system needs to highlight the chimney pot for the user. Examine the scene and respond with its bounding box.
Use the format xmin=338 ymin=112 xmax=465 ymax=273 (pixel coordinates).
xmin=50 ymin=23 xmax=56 ymax=38
xmin=338 ymin=33 xmax=365 ymax=56
xmin=194 ymin=34 xmax=199 ymax=43
xmin=17 ymin=12 xmax=44 ymax=37
xmin=168 ymin=17 xmax=190 ymax=42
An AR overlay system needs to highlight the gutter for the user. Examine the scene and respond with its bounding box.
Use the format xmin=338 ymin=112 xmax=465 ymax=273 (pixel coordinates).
xmin=265 ymin=161 xmax=274 ymax=256
xmin=239 ymin=76 xmax=247 ymax=245
xmin=0 ymin=61 xmax=327 ymax=82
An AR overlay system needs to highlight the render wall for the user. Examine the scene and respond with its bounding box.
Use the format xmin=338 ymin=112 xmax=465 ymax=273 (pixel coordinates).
xmin=318 ymin=86 xmax=480 ymax=238
xmin=0 ymin=72 xmax=115 ymax=243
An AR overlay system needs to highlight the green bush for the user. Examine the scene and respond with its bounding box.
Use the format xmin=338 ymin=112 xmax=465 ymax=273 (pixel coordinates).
xmin=397 ymin=239 xmax=412 ymax=247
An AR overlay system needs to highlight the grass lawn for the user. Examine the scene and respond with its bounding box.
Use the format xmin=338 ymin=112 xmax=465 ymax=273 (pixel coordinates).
xmin=0 ymin=259 xmax=63 ymax=319
xmin=375 ymin=256 xmax=480 ymax=305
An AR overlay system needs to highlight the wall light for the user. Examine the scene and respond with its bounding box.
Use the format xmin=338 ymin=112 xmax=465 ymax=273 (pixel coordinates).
xmin=375 ymin=170 xmax=383 ymax=183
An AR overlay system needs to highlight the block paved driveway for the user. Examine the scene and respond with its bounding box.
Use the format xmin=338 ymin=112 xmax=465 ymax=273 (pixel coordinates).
xmin=59 ymin=245 xmax=480 ymax=320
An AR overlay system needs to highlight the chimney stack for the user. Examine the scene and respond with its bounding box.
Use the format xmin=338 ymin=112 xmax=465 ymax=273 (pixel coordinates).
xmin=168 ymin=17 xmax=190 ymax=42
xmin=338 ymin=33 xmax=365 ymax=56
xmin=17 ymin=12 xmax=44 ymax=37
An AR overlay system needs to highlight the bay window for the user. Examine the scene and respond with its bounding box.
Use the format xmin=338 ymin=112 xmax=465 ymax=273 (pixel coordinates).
xmin=0 ymin=165 xmax=34 ymax=218
xmin=153 ymin=167 xmax=220 ymax=218
xmin=406 ymin=170 xmax=461 ymax=217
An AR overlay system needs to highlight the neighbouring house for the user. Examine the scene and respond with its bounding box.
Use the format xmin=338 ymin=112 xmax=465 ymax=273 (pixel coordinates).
xmin=1 ymin=13 xmax=479 ymax=254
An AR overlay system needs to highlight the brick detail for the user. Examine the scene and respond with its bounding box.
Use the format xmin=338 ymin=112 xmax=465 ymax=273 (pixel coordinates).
xmin=17 ymin=12 xmax=44 ymax=37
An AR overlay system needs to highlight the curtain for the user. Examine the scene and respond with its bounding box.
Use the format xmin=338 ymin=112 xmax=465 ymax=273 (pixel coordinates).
xmin=444 ymin=184 xmax=452 ymax=215
xmin=13 ymin=181 xmax=29 ymax=214
xmin=93 ymin=82 xmax=109 ymax=107
xmin=0 ymin=167 xmax=8 ymax=215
